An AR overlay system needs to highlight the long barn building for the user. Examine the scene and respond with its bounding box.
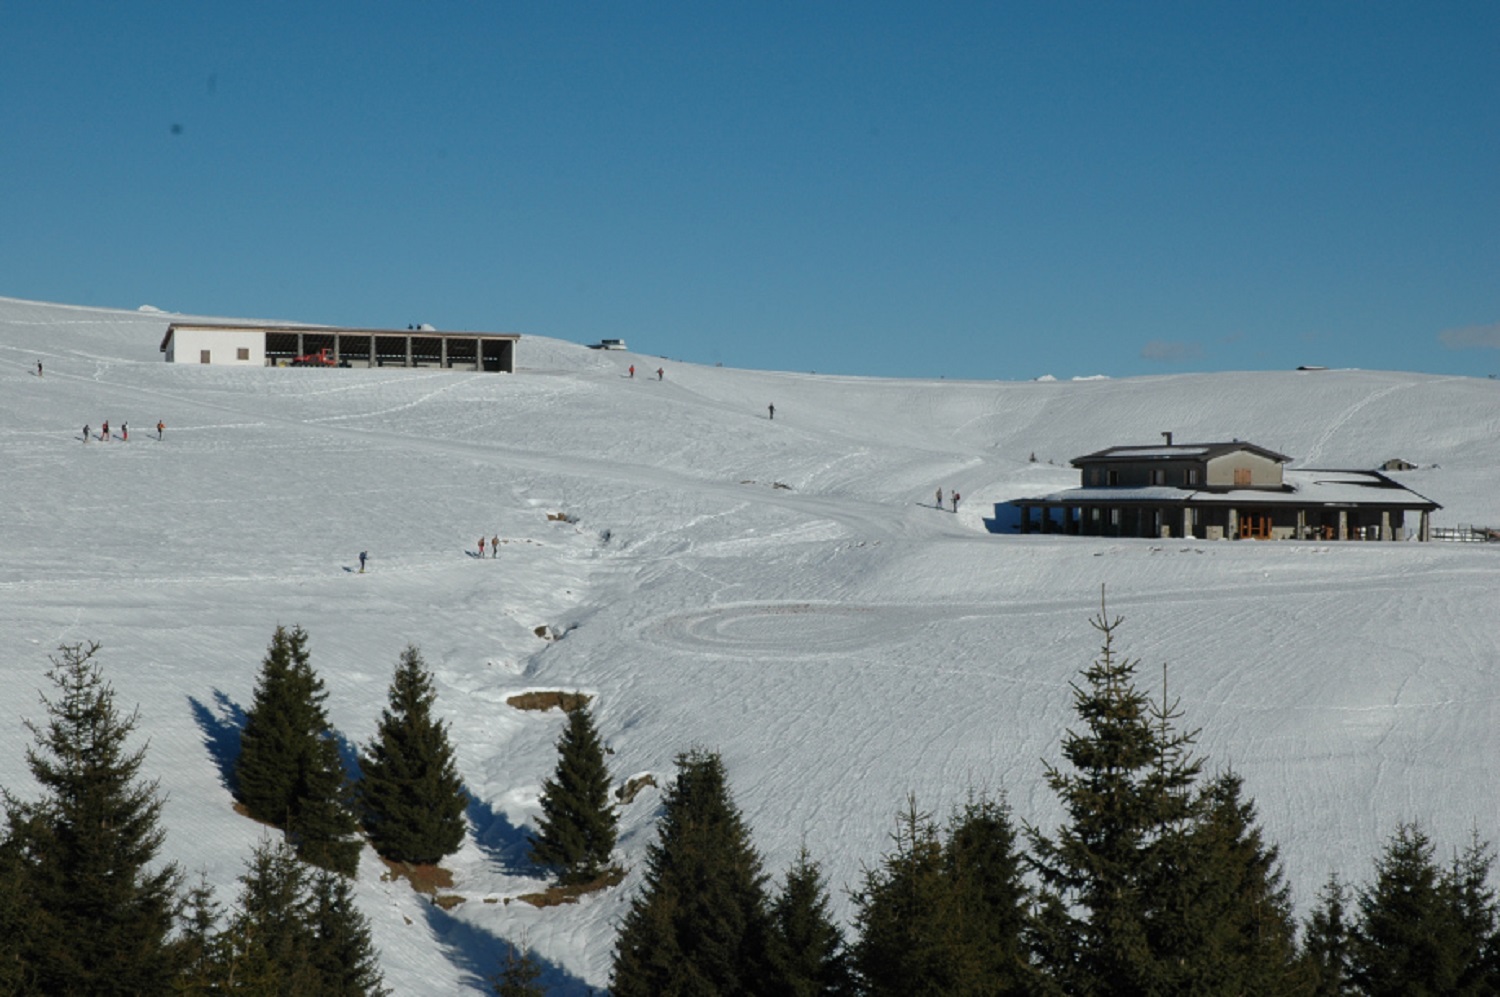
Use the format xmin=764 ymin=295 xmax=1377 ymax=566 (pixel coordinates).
xmin=160 ymin=323 xmax=518 ymax=372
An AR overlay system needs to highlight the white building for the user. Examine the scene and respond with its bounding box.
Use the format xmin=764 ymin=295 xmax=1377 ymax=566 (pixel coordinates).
xmin=159 ymin=323 xmax=519 ymax=372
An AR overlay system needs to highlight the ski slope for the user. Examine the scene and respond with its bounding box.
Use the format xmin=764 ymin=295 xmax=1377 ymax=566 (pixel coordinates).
xmin=1 ymin=295 xmax=1498 ymax=993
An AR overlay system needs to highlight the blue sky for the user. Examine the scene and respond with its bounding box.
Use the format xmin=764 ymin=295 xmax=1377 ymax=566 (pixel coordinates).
xmin=4 ymin=2 xmax=1496 ymax=379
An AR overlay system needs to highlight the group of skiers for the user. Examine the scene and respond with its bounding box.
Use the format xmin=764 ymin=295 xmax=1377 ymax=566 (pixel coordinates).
xmin=82 ymin=420 xmax=164 ymax=442
xmin=937 ymin=487 xmax=960 ymax=512
xmin=477 ymin=535 xmax=500 ymax=558
xmin=626 ymin=365 xmax=666 ymax=380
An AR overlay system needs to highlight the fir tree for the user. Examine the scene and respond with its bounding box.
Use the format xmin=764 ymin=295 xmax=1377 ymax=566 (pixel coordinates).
xmin=530 ymin=697 xmax=617 ymax=885
xmin=767 ymin=847 xmax=852 ymax=997
xmin=1153 ymin=771 xmax=1303 ymax=993
xmin=213 ymin=837 xmax=387 ymax=995
xmin=1025 ymin=595 xmax=1202 ymax=995
xmin=491 ymin=942 xmax=547 ymax=996
xmin=235 ymin=625 xmax=361 ymax=875
xmin=172 ymin=874 xmax=225 ymax=995
xmin=0 ymin=829 xmax=28 ymax=996
xmin=307 ymin=868 xmax=389 ymax=996
xmin=2 ymin=642 xmax=183 ymax=995
xmin=1350 ymin=822 xmax=1497 ymax=996
xmin=1303 ymin=874 xmax=1353 ymax=996
xmin=853 ymin=795 xmax=1031 ymax=995
xmin=611 ymin=748 xmax=773 ymax=996
xmin=359 ymin=645 xmax=468 ymax=865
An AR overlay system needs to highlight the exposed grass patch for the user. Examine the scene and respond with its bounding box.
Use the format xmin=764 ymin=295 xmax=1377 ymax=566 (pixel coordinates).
xmin=379 ymin=857 xmax=455 ymax=896
xmin=507 ymin=690 xmax=592 ymax=713
xmin=515 ymin=866 xmax=626 ymax=908
xmin=616 ymin=773 xmax=657 ymax=804
xmin=432 ymin=894 xmax=466 ymax=910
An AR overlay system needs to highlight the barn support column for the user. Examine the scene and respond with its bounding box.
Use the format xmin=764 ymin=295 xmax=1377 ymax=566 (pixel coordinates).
xmin=1227 ymin=508 xmax=1239 ymax=539
xmin=441 ymin=338 xmax=449 ymax=368
xmin=405 ymin=335 xmax=413 ymax=367
xmin=1296 ymin=509 xmax=1307 ymax=540
xmin=1182 ymin=507 xmax=1193 ymax=539
xmin=1419 ymin=509 xmax=1431 ymax=542
xmin=1381 ymin=510 xmax=1393 ymax=541
xmin=1337 ymin=510 xmax=1348 ymax=541
xmin=1020 ymin=506 xmax=1032 ymax=534
xmin=369 ymin=335 xmax=376 ymax=367
xmin=297 ymin=332 xmax=305 ymax=356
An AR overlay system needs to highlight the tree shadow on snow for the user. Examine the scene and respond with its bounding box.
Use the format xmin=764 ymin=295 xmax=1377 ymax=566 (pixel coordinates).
xmin=422 ymin=901 xmax=597 ymax=996
xmin=465 ymin=792 xmax=535 ymax=874
xmin=188 ymin=690 xmax=247 ymax=793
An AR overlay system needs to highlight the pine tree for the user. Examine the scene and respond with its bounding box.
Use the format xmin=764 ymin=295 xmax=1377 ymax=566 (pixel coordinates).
xmin=235 ymin=625 xmax=361 ymax=875
xmin=1 ymin=642 xmax=183 ymax=995
xmin=307 ymin=868 xmax=389 ymax=996
xmin=1350 ymin=822 xmax=1497 ymax=996
xmin=1303 ymin=874 xmax=1353 ymax=996
xmin=491 ymin=942 xmax=547 ymax=996
xmin=767 ymin=847 xmax=852 ymax=997
xmin=530 ymin=697 xmax=617 ymax=885
xmin=213 ymin=837 xmax=387 ymax=995
xmin=1025 ymin=595 xmax=1202 ymax=995
xmin=611 ymin=748 xmax=773 ymax=996
xmin=852 ymin=795 xmax=1031 ymax=995
xmin=944 ymin=793 xmax=1034 ymax=991
xmin=1153 ymin=771 xmax=1303 ymax=993
xmin=359 ymin=645 xmax=468 ymax=865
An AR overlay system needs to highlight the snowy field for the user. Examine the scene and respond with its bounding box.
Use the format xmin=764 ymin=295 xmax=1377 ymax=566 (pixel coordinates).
xmin=2 ymin=294 xmax=1499 ymax=993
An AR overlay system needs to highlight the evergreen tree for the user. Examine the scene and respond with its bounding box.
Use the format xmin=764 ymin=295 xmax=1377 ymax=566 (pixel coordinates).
xmin=212 ymin=837 xmax=387 ymax=995
xmin=611 ymin=748 xmax=773 ymax=996
xmin=1025 ymin=596 xmax=1202 ymax=995
xmin=359 ymin=645 xmax=468 ymax=865
xmin=1 ymin=642 xmax=183 ymax=996
xmin=851 ymin=800 xmax=954 ymax=995
xmin=0 ymin=829 xmax=29 ymax=995
xmin=944 ymin=793 xmax=1033 ymax=991
xmin=1153 ymin=771 xmax=1303 ymax=994
xmin=306 ymin=868 xmax=389 ymax=996
xmin=853 ymin=795 xmax=1031 ymax=995
xmin=1303 ymin=874 xmax=1353 ymax=996
xmin=1350 ymin=822 xmax=1496 ymax=996
xmin=767 ymin=847 xmax=852 ymax=997
xmin=235 ymin=626 xmax=361 ymax=875
xmin=172 ymin=874 xmax=225 ymax=995
xmin=529 ymin=697 xmax=617 ymax=885
xmin=491 ymin=942 xmax=546 ymax=996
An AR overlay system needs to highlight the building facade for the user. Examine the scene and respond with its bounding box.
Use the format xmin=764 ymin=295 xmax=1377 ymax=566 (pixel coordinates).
xmin=1012 ymin=439 xmax=1440 ymax=541
xmin=159 ymin=324 xmax=519 ymax=372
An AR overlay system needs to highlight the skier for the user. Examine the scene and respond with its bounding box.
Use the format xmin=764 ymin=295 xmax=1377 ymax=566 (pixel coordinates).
xmin=951 ymin=490 xmax=960 ymax=513
xmin=491 ymin=535 xmax=499 ymax=557
xmin=101 ymin=420 xmax=109 ymax=441
xmin=768 ymin=403 xmax=775 ymax=420
xmin=656 ymin=367 xmax=664 ymax=380
xmin=359 ymin=551 xmax=368 ymax=573
xmin=629 ymin=364 xmax=635 ymax=378
xmin=36 ymin=361 xmax=42 ymax=377
xmin=157 ymin=420 xmax=165 ymax=440
xmin=82 ymin=424 xmax=89 ymax=443
xmin=121 ymin=422 xmax=128 ymax=442
xmin=936 ymin=487 xmax=943 ymax=509
xmin=479 ymin=536 xmax=486 ymax=557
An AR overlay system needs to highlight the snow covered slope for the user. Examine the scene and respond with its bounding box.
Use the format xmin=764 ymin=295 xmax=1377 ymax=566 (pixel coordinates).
xmin=2 ymin=295 xmax=1498 ymax=993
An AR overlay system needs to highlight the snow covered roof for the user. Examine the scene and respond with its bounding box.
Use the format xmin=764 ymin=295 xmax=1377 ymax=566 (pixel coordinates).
xmin=1072 ymin=441 xmax=1291 ymax=465
xmin=1016 ymin=468 xmax=1439 ymax=509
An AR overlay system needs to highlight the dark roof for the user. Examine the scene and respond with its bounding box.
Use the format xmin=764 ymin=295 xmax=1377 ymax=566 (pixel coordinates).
xmin=1072 ymin=441 xmax=1291 ymax=467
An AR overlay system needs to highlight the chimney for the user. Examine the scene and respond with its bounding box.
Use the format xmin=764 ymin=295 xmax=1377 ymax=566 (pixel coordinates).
xmin=1162 ymin=431 xmax=1173 ymax=446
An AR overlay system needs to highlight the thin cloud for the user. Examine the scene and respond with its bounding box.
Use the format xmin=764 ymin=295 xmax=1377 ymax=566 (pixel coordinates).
xmin=1438 ymin=322 xmax=1500 ymax=350
xmin=1140 ymin=339 xmax=1203 ymax=363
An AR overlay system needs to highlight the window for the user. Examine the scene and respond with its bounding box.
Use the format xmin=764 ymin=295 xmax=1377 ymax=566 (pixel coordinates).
xmin=1151 ymin=469 xmax=1166 ymax=485
xmin=1234 ymin=468 xmax=1252 ymax=486
xmin=1185 ymin=468 xmax=1199 ymax=485
xmin=199 ymin=350 xmax=211 ymax=364
xmin=1107 ymin=470 xmax=1120 ymax=485
xmin=237 ymin=347 xmax=250 ymax=361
